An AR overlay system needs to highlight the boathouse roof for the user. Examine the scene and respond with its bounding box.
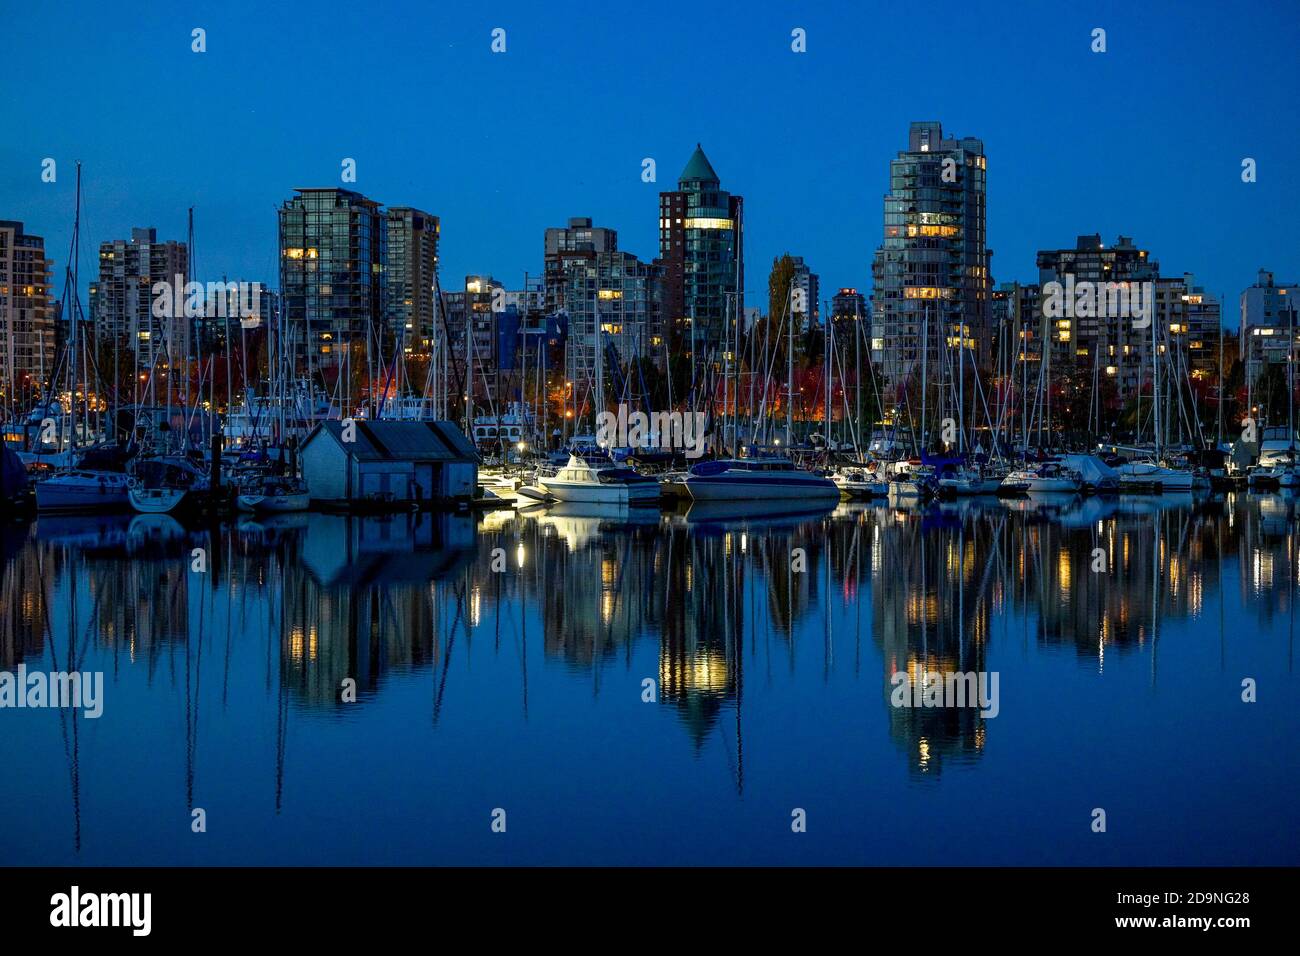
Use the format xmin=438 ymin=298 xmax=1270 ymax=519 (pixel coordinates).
xmin=304 ymin=420 xmax=479 ymax=463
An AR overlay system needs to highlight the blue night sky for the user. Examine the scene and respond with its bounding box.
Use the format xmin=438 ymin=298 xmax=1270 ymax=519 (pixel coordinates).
xmin=1 ymin=0 xmax=1296 ymax=325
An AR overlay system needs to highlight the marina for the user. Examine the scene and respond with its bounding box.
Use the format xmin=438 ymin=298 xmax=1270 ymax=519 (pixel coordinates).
xmin=0 ymin=0 xmax=1297 ymax=908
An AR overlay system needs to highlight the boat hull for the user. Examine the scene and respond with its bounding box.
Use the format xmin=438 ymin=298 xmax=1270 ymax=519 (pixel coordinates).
xmin=835 ymin=479 xmax=888 ymax=498
xmin=685 ymin=474 xmax=839 ymax=502
xmin=538 ymin=479 xmax=660 ymax=505
xmin=35 ymin=476 xmax=130 ymax=512
xmin=237 ymin=492 xmax=310 ymax=513
xmin=129 ymin=487 xmax=191 ymax=514
xmin=1027 ymin=478 xmax=1081 ymax=493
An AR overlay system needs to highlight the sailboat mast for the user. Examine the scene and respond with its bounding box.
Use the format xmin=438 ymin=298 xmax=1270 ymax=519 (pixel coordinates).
xmin=1216 ymin=301 xmax=1223 ymax=447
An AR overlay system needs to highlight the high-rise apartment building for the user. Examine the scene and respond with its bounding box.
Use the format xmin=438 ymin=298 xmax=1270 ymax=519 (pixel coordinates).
xmin=443 ymin=275 xmax=503 ymax=401
xmin=657 ymin=145 xmax=743 ymax=359
xmin=383 ymin=207 xmax=439 ymax=353
xmin=1035 ymin=234 xmax=1159 ymax=398
xmin=562 ymin=250 xmax=663 ymax=398
xmin=789 ymin=256 xmax=819 ymax=330
xmin=1240 ymin=269 xmax=1299 ymax=381
xmin=0 ymin=220 xmax=55 ymax=399
xmin=91 ymin=227 xmax=189 ymax=356
xmin=871 ymin=122 xmax=990 ymax=389
xmin=278 ymin=188 xmax=385 ymax=369
xmin=544 ymin=217 xmax=618 ymax=317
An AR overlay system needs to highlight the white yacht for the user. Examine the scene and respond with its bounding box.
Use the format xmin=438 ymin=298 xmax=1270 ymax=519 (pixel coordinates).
xmin=538 ymin=454 xmax=660 ymax=505
xmin=35 ymin=470 xmax=131 ymax=512
xmin=830 ymin=462 xmax=888 ymax=498
xmin=1115 ymin=460 xmax=1195 ymax=492
xmin=1026 ymin=462 xmax=1083 ymax=493
xmin=684 ymin=456 xmax=840 ymax=503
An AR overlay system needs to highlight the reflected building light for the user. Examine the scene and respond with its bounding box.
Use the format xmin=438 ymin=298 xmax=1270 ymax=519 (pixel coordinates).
xmin=469 ymin=586 xmax=482 ymax=627
xmin=516 ymin=542 xmax=526 ymax=569
xmin=1253 ymin=550 xmax=1274 ymax=592
xmin=689 ymin=649 xmax=730 ymax=693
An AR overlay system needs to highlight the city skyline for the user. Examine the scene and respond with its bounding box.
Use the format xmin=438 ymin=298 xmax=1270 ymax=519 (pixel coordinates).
xmin=1 ymin=0 xmax=1295 ymax=324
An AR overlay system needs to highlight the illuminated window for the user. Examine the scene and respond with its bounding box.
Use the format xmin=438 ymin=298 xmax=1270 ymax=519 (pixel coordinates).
xmin=906 ymin=224 xmax=959 ymax=238
xmin=683 ymin=217 xmax=733 ymax=230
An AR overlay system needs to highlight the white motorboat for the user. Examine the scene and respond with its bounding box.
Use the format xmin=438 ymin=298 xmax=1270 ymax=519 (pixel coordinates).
xmin=684 ymin=456 xmax=840 ymax=503
xmin=998 ymin=468 xmax=1036 ymax=495
xmin=34 ymin=470 xmax=131 ymax=512
xmin=538 ymin=454 xmax=660 ymax=505
xmin=831 ymin=464 xmax=888 ymax=498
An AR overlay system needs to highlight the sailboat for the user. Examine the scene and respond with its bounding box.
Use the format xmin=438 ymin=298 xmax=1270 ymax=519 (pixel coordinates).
xmin=236 ymin=472 xmax=310 ymax=513
xmin=129 ymin=207 xmax=212 ymax=514
xmin=31 ymin=165 xmax=131 ymax=512
xmin=1025 ymin=461 xmax=1083 ymax=493
xmin=129 ymin=454 xmax=208 ymax=513
xmin=36 ymin=468 xmax=131 ymax=511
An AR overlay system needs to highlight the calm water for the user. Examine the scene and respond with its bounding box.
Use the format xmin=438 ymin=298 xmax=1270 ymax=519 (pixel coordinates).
xmin=1 ymin=493 xmax=1298 ymax=866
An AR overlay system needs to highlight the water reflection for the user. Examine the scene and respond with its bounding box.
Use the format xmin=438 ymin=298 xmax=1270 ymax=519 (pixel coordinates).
xmin=1 ymin=491 xmax=1298 ymax=864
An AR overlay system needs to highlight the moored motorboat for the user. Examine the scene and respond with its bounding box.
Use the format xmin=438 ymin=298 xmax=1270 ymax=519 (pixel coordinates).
xmin=538 ymin=454 xmax=660 ymax=505
xmin=684 ymin=455 xmax=839 ymax=503
xmin=998 ymin=467 xmax=1036 ymax=495
xmin=831 ymin=462 xmax=888 ymax=498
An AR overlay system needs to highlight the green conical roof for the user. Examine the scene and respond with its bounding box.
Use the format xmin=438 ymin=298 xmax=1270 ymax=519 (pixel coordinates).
xmin=679 ymin=143 xmax=720 ymax=185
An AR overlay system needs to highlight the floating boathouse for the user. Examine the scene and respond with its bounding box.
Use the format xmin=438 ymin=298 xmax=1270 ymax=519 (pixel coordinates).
xmin=299 ymin=420 xmax=479 ymax=510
